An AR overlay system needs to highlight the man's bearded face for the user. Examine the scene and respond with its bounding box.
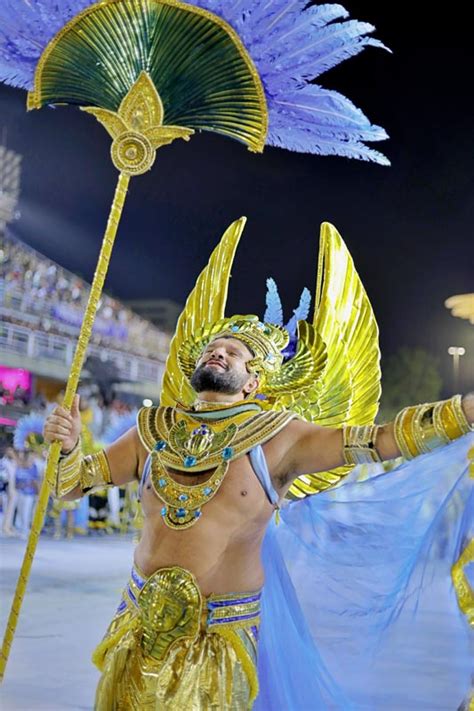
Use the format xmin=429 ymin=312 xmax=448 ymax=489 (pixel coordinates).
xmin=190 ymin=337 xmax=256 ymax=395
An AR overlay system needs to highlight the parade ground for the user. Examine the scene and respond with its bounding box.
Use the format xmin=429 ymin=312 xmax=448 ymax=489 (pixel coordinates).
xmin=1 ymin=536 xmax=133 ymax=710
xmin=0 ymin=535 xmax=471 ymax=710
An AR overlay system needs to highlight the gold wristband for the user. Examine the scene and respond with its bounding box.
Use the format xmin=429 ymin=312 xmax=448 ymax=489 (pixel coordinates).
xmin=448 ymin=394 xmax=472 ymax=436
xmin=55 ymin=440 xmax=113 ymax=498
xmin=394 ymin=395 xmax=473 ymax=460
xmin=343 ymin=425 xmax=381 ymax=466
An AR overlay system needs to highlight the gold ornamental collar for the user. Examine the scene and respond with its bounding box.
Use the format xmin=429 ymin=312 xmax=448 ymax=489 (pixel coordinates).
xmin=137 ymin=405 xmax=295 ymax=472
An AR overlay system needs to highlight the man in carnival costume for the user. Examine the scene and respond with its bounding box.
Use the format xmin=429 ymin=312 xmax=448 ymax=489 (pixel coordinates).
xmin=2 ymin=0 xmax=471 ymax=707
xmin=44 ymin=219 xmax=474 ymax=710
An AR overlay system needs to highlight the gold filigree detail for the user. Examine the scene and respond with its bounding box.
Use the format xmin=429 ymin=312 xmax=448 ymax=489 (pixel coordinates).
xmin=82 ymin=72 xmax=194 ymax=175
xmin=343 ymin=425 xmax=381 ymax=466
xmin=394 ymin=395 xmax=473 ymax=460
xmin=54 ymin=441 xmax=113 ymax=498
xmin=452 ymin=538 xmax=474 ymax=626
xmin=27 ymin=0 xmax=268 ymax=153
xmin=139 ymin=567 xmax=202 ymax=661
xmin=168 ymin=420 xmax=237 ymax=462
xmin=141 ymin=405 xmax=293 ymax=529
xmin=137 ymin=406 xmax=295 ymax=470
xmin=151 ymin=455 xmax=229 ymax=529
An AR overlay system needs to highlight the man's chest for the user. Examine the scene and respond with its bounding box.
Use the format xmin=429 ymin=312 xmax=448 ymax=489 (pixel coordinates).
xmin=137 ymin=405 xmax=294 ymax=528
xmin=141 ymin=453 xmax=275 ymax=523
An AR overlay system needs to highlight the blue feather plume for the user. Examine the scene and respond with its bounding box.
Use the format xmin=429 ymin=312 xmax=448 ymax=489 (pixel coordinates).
xmin=0 ymin=0 xmax=390 ymax=163
xmin=192 ymin=0 xmax=391 ymax=163
xmin=263 ymin=279 xmax=312 ymax=359
xmin=14 ymin=413 xmax=45 ymax=451
xmin=264 ymin=278 xmax=284 ymax=326
xmin=285 ymin=287 xmax=312 ymax=337
xmin=0 ymin=1 xmax=90 ymax=90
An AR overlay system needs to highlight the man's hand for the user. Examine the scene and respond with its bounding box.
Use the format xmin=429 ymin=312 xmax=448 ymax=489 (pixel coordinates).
xmin=43 ymin=395 xmax=82 ymax=454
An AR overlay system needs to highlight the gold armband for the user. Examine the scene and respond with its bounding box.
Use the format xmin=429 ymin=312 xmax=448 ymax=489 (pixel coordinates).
xmin=394 ymin=394 xmax=472 ymax=460
xmin=343 ymin=425 xmax=381 ymax=466
xmin=54 ymin=439 xmax=113 ymax=498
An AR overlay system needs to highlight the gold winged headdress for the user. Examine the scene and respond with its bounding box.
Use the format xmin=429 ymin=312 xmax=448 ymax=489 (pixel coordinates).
xmin=161 ymin=218 xmax=381 ymax=497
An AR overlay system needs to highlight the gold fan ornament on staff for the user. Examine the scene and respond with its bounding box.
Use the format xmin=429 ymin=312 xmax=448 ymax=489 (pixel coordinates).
xmin=89 ymin=72 xmax=195 ymax=175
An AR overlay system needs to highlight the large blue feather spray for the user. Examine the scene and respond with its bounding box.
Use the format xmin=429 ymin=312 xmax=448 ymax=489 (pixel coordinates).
xmin=0 ymin=0 xmax=390 ymax=164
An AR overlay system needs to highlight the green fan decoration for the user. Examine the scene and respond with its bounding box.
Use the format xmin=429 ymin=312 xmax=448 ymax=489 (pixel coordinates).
xmin=28 ymin=0 xmax=268 ymax=163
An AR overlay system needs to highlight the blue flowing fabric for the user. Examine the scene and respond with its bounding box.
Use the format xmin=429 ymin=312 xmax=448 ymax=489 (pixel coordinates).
xmin=257 ymin=434 xmax=473 ymax=710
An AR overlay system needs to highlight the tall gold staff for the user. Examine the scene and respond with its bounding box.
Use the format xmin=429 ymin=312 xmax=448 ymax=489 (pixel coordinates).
xmin=0 ymin=0 xmax=268 ymax=679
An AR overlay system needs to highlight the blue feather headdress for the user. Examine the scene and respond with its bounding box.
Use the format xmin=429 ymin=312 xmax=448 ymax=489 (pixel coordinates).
xmin=0 ymin=0 xmax=390 ymax=164
xmin=264 ymin=277 xmax=312 ymax=358
xmin=13 ymin=413 xmax=46 ymax=452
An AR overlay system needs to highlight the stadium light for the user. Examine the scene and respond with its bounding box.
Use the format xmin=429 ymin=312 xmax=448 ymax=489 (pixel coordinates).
xmin=447 ymin=346 xmax=466 ymax=390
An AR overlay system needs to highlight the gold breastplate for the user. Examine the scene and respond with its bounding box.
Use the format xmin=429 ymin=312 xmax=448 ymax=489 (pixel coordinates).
xmin=137 ymin=402 xmax=294 ymax=529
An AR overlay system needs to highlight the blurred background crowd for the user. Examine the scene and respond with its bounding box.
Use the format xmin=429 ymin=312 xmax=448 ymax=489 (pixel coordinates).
xmin=0 ymin=393 xmax=140 ymax=541
xmin=1 ymin=232 xmax=169 ymax=358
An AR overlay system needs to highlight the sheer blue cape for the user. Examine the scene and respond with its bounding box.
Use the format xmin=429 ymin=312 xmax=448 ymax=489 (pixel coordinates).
xmin=256 ymin=434 xmax=473 ymax=710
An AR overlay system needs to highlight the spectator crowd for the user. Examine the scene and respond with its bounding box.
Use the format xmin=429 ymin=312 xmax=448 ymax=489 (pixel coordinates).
xmin=0 ymin=394 xmax=139 ymax=540
xmin=0 ymin=232 xmax=169 ymax=358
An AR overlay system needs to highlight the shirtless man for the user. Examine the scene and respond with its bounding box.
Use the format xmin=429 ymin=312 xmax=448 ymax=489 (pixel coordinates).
xmin=44 ymin=332 xmax=474 ymax=709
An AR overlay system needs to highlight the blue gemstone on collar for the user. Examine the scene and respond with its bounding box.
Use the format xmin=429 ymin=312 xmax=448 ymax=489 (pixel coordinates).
xmin=222 ymin=447 xmax=234 ymax=461
xmin=158 ymin=478 xmax=166 ymax=488
xmin=203 ymin=487 xmax=213 ymax=496
xmin=184 ymin=455 xmax=197 ymax=467
xmin=194 ymin=510 xmax=202 ymax=518
xmin=155 ymin=440 xmax=167 ymax=451
xmin=178 ymin=493 xmax=188 ymax=502
xmin=176 ymin=508 xmax=187 ymax=517
xmin=160 ymin=506 xmax=167 ymax=516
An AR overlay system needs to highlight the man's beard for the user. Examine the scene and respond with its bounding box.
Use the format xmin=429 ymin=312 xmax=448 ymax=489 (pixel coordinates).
xmin=190 ymin=363 xmax=248 ymax=395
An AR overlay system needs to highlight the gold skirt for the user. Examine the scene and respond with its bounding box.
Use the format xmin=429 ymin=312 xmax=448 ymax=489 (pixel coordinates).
xmin=93 ymin=565 xmax=261 ymax=710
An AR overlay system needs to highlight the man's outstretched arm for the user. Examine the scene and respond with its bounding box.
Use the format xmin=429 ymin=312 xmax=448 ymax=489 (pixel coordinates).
xmin=279 ymin=393 xmax=474 ymax=491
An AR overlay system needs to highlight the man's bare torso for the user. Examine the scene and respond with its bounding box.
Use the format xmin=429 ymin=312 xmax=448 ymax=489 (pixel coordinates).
xmin=135 ymin=431 xmax=289 ymax=595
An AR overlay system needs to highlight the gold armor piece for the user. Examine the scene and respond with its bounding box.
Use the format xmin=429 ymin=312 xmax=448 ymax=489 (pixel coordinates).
xmin=139 ymin=567 xmax=203 ymax=662
xmin=394 ymin=395 xmax=472 ymax=460
xmin=343 ymin=424 xmax=381 ymax=466
xmin=54 ymin=440 xmax=112 ymax=498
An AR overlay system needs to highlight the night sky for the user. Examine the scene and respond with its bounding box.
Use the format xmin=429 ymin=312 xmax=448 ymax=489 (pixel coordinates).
xmin=1 ymin=3 xmax=473 ymax=393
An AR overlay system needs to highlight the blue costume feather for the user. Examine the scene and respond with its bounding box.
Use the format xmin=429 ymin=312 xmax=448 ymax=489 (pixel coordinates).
xmin=263 ymin=278 xmax=284 ymax=326
xmin=285 ymin=286 xmax=311 ymax=337
xmin=263 ymin=279 xmax=312 ymax=359
xmin=13 ymin=413 xmax=45 ymax=451
xmin=0 ymin=0 xmax=390 ymax=163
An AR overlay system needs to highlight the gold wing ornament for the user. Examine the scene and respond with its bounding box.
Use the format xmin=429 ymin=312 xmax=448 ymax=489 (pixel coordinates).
xmin=160 ymin=219 xmax=381 ymax=498
xmin=285 ymin=222 xmax=381 ymax=498
xmin=160 ymin=217 xmax=247 ymax=407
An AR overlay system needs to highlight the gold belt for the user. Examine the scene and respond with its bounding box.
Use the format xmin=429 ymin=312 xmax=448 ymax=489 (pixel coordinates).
xmin=118 ymin=565 xmax=261 ymax=662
